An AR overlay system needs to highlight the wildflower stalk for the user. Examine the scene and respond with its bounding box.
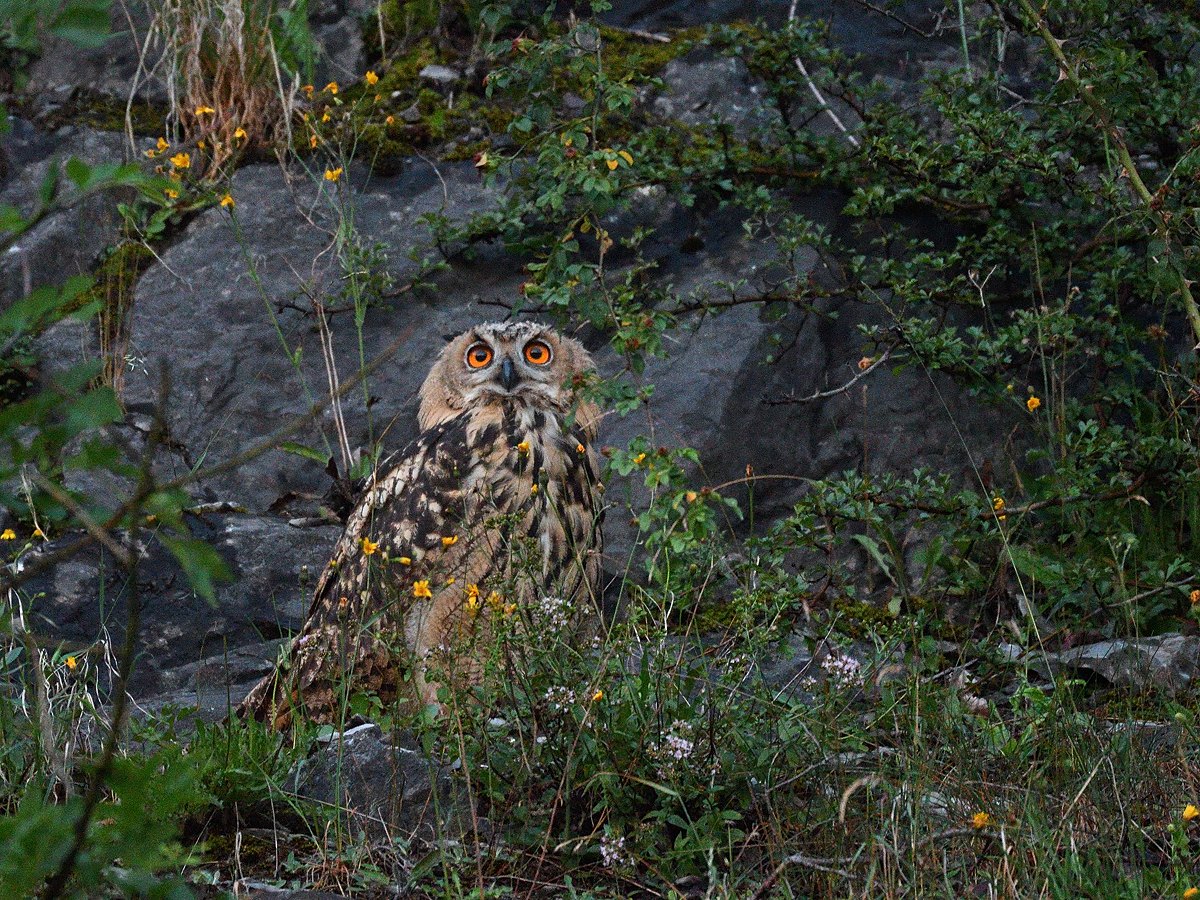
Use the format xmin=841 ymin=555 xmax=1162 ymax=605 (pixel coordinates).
xmin=1014 ymin=0 xmax=1200 ymax=348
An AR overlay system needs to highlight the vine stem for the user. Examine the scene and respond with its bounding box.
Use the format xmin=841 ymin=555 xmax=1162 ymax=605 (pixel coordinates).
xmin=1014 ymin=0 xmax=1200 ymax=348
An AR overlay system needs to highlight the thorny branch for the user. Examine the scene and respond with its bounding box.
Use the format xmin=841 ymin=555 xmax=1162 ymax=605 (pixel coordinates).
xmin=763 ymin=349 xmax=893 ymax=405
xmin=1013 ymin=0 xmax=1200 ymax=349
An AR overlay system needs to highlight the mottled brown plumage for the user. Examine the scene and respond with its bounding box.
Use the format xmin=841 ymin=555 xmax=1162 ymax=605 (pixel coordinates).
xmin=238 ymin=322 xmax=604 ymax=728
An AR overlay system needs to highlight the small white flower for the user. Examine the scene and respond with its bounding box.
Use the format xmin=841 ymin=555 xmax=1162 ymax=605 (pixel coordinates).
xmin=599 ymin=834 xmax=630 ymax=869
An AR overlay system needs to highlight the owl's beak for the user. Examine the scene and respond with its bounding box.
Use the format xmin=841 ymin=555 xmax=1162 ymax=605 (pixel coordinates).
xmin=499 ymin=356 xmax=519 ymax=391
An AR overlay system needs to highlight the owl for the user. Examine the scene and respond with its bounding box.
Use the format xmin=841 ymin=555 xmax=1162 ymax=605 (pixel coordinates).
xmin=237 ymin=322 xmax=605 ymax=729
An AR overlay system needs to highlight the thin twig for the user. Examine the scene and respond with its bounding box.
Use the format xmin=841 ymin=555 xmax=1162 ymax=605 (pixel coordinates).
xmin=27 ymin=471 xmax=133 ymax=568
xmin=846 ymin=0 xmax=937 ymax=38
xmin=764 ymin=349 xmax=892 ymax=405
xmin=787 ymin=0 xmax=860 ymax=148
xmin=750 ymin=850 xmax=855 ymax=898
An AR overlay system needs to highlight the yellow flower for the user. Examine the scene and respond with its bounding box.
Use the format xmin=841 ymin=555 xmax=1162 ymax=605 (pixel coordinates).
xmin=971 ymin=811 xmax=992 ymax=829
xmin=144 ymin=147 xmax=158 ymax=159
xmin=219 ymin=193 xmax=235 ymax=208
xmin=303 ymin=84 xmax=314 ymax=97
xmin=385 ymin=115 xmax=395 ymax=126
xmin=530 ymin=484 xmax=539 ymax=494
xmin=576 ymin=443 xmax=585 ymax=454
xmin=633 ymin=452 xmax=646 ymax=465
xmin=361 ymin=536 xmax=379 ymax=555
xmin=164 ymin=187 xmax=179 ymax=200
xmin=309 ymin=133 xmax=318 ymax=149
xmin=445 ymin=576 xmax=456 ymax=585
xmin=1190 ymin=589 xmax=1200 ymax=605
xmin=0 ymin=529 xmax=14 ymax=540
xmin=992 ymin=496 xmax=1007 ymax=521
xmin=592 ymin=689 xmax=603 ymax=701
xmin=169 ymin=151 xmax=190 ymax=169
xmin=197 ymin=140 xmax=206 ymax=150
xmin=1026 ymin=395 xmax=1041 ymax=412
xmin=194 ymin=105 xmax=215 ymax=116
xmin=516 ymin=441 xmax=530 ymax=455
xmin=157 ymin=136 xmax=169 ymax=152
xmin=618 ymin=150 xmax=633 ymax=165
xmin=374 ymin=93 xmax=382 ymax=102
xmin=486 ymin=591 xmax=503 ymax=610
xmin=606 ymin=158 xmax=619 ymax=171
xmin=233 ymin=126 xmax=247 ymax=141
xmin=324 ymin=167 xmax=343 ymax=182
xmin=685 ymin=490 xmax=698 ymax=503
xmin=65 ymin=656 xmax=77 ymax=671
xmin=441 ymin=535 xmax=458 ymax=547
xmin=858 ymin=356 xmax=873 ymax=371
xmin=503 ymin=602 xmax=517 ymax=617
xmin=398 ymin=556 xmax=412 ymax=566
xmin=32 ymin=528 xmax=44 ymax=539
xmin=365 ymin=70 xmax=379 ymax=85
xmin=465 ymin=584 xmax=481 ymax=615
xmin=1183 ymin=889 xmax=1199 ymax=900
xmin=1184 ymin=804 xmax=1200 ymax=822
xmin=324 ymin=81 xmax=339 ymax=95
xmin=413 ymin=580 xmax=432 ymax=599
xmin=321 ymin=111 xmax=331 ymax=123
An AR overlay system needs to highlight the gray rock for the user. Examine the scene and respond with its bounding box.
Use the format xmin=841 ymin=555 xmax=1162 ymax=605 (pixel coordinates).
xmin=651 ymin=53 xmax=783 ymax=141
xmin=312 ymin=18 xmax=367 ymax=87
xmin=418 ymin=64 xmax=463 ymax=90
xmin=287 ymin=722 xmax=464 ymax=842
xmin=1033 ymin=634 xmax=1200 ymax=696
xmin=23 ymin=513 xmax=337 ymax=696
xmin=755 ymin=631 xmax=815 ymax=697
xmin=23 ymin=1 xmax=166 ymax=104
xmin=0 ymin=126 xmax=130 ymax=307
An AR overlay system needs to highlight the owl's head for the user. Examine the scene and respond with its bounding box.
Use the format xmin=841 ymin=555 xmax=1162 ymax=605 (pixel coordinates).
xmin=418 ymin=322 xmax=599 ymax=438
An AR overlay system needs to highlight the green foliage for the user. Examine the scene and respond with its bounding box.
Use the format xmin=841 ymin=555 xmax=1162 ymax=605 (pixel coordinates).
xmin=0 ymin=752 xmax=198 ymax=898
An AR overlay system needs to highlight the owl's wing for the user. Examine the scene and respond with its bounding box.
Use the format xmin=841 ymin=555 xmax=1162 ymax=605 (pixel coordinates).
xmin=237 ymin=417 xmax=480 ymax=728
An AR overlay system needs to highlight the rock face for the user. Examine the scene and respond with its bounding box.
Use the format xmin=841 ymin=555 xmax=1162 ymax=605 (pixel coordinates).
xmin=0 ymin=1 xmax=1028 ymax=717
xmin=21 ymin=513 xmax=336 ymax=698
xmin=287 ymin=723 xmax=463 ymax=842
xmin=1033 ymin=636 xmax=1200 ymax=697
xmin=0 ymin=126 xmax=129 ymax=304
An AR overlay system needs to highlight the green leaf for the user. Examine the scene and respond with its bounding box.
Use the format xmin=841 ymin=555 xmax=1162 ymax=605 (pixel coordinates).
xmin=160 ymin=535 xmax=231 ymax=605
xmin=849 ymin=533 xmax=896 ymax=585
xmin=64 ymin=156 xmax=91 ymax=188
xmin=50 ymin=1 xmax=113 ymax=48
xmin=278 ymin=441 xmax=329 ymax=465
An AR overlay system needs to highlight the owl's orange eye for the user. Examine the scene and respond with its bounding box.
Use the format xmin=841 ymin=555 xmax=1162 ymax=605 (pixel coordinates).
xmin=466 ymin=343 xmax=493 ymax=369
xmin=524 ymin=340 xmax=552 ymax=366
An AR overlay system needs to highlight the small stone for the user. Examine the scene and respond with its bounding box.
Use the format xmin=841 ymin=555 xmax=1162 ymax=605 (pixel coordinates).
xmin=419 ymin=64 xmax=462 ymax=89
xmin=400 ymin=102 xmax=423 ymax=124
